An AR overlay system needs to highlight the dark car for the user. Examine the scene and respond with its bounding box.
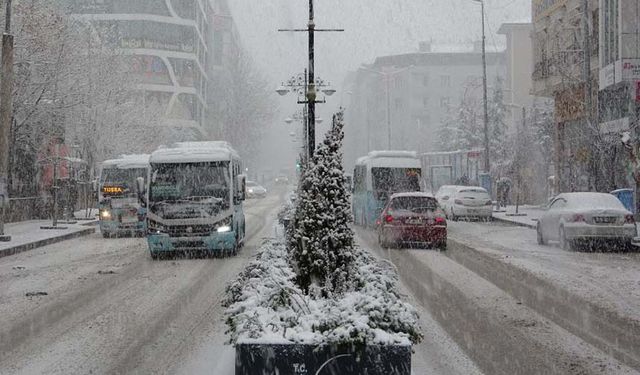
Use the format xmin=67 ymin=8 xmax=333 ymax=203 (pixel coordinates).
xmin=376 ymin=192 xmax=447 ymax=250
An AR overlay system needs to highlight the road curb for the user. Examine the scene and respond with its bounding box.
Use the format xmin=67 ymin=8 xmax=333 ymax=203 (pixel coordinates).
xmin=491 ymin=214 xmax=537 ymax=229
xmin=445 ymin=238 xmax=640 ymax=371
xmin=0 ymin=227 xmax=96 ymax=259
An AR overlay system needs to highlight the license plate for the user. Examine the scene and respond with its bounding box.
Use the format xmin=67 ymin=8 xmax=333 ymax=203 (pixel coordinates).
xmin=406 ymin=219 xmax=424 ymax=225
xmin=594 ymin=217 xmax=616 ymax=224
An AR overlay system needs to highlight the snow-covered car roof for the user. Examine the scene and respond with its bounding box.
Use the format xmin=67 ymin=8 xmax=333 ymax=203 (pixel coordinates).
xmin=390 ymin=192 xmax=435 ymax=199
xmin=559 ymin=192 xmax=626 ymax=210
xmin=150 ymin=142 xmax=239 ymax=164
xmin=455 ymin=186 xmax=488 ymax=193
xmin=437 ymin=185 xmax=462 ymax=191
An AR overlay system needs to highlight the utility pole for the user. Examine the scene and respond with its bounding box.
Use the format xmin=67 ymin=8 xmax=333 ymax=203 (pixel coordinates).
xmin=479 ymin=0 xmax=489 ymax=174
xmin=307 ymin=0 xmax=316 ymax=159
xmin=278 ymin=0 xmax=343 ymax=160
xmin=0 ymin=0 xmax=13 ymax=242
xmin=385 ymin=76 xmax=391 ymax=149
xmin=582 ymin=0 xmax=595 ymax=191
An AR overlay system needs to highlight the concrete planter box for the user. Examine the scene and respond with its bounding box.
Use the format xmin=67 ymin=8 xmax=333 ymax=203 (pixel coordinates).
xmin=235 ymin=342 xmax=411 ymax=375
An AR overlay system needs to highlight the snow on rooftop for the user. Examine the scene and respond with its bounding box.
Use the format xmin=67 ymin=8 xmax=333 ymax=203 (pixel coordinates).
xmin=368 ymin=150 xmax=418 ymax=159
xmin=102 ymin=154 xmax=150 ymax=170
xmin=151 ymin=141 xmax=239 ymax=164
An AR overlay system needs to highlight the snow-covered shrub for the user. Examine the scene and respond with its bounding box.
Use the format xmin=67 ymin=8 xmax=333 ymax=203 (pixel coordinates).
xmin=223 ymin=240 xmax=423 ymax=347
xmin=290 ymin=111 xmax=356 ymax=294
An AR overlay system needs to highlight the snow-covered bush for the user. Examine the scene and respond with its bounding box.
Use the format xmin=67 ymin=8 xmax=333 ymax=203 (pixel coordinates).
xmin=290 ymin=111 xmax=356 ymax=294
xmin=223 ymin=240 xmax=422 ymax=346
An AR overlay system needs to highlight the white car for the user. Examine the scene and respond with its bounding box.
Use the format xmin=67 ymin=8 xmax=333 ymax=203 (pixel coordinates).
xmin=246 ymin=181 xmax=267 ymax=198
xmin=446 ymin=186 xmax=492 ymax=220
xmin=434 ymin=185 xmax=463 ymax=213
xmin=536 ymin=192 xmax=636 ymax=251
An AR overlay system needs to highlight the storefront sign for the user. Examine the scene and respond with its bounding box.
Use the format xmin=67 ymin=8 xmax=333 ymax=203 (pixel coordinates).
xmin=555 ymin=85 xmax=585 ymax=123
xmin=121 ymin=38 xmax=194 ymax=53
xmin=622 ymin=59 xmax=640 ymax=80
xmin=599 ymin=63 xmax=616 ymax=90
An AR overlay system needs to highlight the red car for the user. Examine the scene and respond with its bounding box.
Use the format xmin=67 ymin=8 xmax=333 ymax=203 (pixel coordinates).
xmin=376 ymin=192 xmax=447 ymax=250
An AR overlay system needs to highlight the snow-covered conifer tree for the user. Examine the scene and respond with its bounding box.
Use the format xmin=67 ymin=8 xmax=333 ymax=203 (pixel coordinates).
xmin=291 ymin=110 xmax=355 ymax=295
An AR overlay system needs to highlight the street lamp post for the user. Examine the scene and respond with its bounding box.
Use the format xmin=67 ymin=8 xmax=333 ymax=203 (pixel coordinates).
xmin=0 ymin=0 xmax=13 ymax=242
xmin=472 ymin=0 xmax=490 ymax=174
xmin=276 ymin=70 xmax=335 ymax=161
xmin=358 ymin=65 xmax=413 ymax=150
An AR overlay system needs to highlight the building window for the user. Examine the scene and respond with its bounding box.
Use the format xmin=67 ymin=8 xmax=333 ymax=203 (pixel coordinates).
xmin=440 ymin=97 xmax=450 ymax=108
xmin=422 ymin=97 xmax=429 ymax=108
xmin=440 ymin=75 xmax=451 ymax=87
xmin=395 ymin=98 xmax=403 ymax=110
xmin=423 ymin=74 xmax=429 ymax=87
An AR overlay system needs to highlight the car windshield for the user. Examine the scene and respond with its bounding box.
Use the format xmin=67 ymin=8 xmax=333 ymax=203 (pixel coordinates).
xmin=149 ymin=162 xmax=230 ymax=207
xmin=372 ymin=167 xmax=421 ymax=194
xmin=246 ymin=181 xmax=257 ymax=187
xmin=100 ymin=167 xmax=147 ymax=197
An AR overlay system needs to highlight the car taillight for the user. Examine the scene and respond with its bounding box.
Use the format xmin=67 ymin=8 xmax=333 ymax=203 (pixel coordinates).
xmin=454 ymin=199 xmax=463 ymax=205
xmin=572 ymin=214 xmax=585 ymax=222
xmin=625 ymin=214 xmax=635 ymax=224
xmin=385 ymin=214 xmax=393 ymax=223
xmin=435 ymin=216 xmax=446 ymax=225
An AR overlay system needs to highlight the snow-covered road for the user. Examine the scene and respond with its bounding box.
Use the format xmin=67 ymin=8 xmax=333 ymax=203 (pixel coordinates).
xmin=356 ymin=223 xmax=640 ymax=375
xmin=0 ymin=191 xmax=284 ymax=375
xmin=447 ymin=220 xmax=640 ymax=322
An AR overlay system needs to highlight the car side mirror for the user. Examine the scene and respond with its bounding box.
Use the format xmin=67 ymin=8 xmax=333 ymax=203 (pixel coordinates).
xmin=237 ymin=174 xmax=246 ymax=201
xmin=136 ymin=177 xmax=147 ymax=207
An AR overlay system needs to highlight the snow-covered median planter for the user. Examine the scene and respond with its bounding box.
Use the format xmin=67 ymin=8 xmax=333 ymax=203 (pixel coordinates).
xmin=223 ymin=240 xmax=421 ymax=374
xmin=223 ymin=112 xmax=421 ymax=374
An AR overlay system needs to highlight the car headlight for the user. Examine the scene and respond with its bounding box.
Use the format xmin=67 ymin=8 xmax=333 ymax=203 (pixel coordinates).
xmin=248 ymin=188 xmax=254 ymax=193
xmin=217 ymin=225 xmax=232 ymax=233
xmin=215 ymin=216 xmax=233 ymax=233
xmin=100 ymin=209 xmax=112 ymax=219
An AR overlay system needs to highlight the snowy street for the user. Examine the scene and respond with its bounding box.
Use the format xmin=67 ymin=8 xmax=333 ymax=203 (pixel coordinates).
xmin=355 ymin=219 xmax=640 ymax=374
xmin=0 ymin=190 xmax=286 ymax=374
xmin=2 ymin=189 xmax=639 ymax=374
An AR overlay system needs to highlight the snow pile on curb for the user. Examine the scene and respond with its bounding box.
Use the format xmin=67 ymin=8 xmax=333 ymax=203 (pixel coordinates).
xmin=223 ymin=239 xmax=422 ymax=347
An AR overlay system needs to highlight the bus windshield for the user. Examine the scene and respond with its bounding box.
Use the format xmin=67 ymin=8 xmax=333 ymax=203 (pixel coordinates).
xmin=372 ymin=167 xmax=421 ymax=194
xmin=101 ymin=167 xmax=147 ymax=197
xmin=149 ymin=162 xmax=230 ymax=209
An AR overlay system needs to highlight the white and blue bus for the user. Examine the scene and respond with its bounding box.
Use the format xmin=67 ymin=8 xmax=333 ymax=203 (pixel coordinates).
xmin=98 ymin=155 xmax=150 ymax=237
xmin=352 ymin=151 xmax=422 ymax=227
xmin=143 ymin=142 xmax=246 ymax=258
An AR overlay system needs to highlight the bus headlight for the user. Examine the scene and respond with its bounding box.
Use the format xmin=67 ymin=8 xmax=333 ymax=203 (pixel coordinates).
xmin=100 ymin=209 xmax=112 ymax=220
xmin=148 ymin=220 xmax=166 ymax=234
xmin=217 ymin=225 xmax=231 ymax=233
